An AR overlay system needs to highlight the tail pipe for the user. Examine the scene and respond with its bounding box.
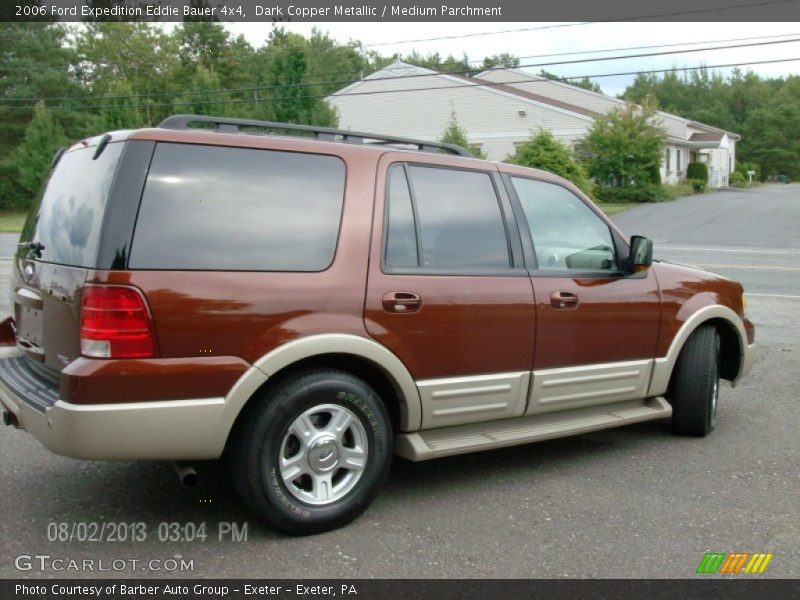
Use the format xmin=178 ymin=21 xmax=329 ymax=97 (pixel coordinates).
xmin=171 ymin=461 xmax=199 ymax=488
xmin=3 ymin=409 xmax=19 ymax=428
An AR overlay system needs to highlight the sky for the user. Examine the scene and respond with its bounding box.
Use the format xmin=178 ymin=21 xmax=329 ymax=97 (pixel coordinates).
xmin=224 ymin=21 xmax=800 ymax=96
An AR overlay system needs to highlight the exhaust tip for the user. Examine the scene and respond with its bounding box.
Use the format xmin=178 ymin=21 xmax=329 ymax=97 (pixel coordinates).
xmin=171 ymin=461 xmax=199 ymax=488
xmin=3 ymin=410 xmax=18 ymax=428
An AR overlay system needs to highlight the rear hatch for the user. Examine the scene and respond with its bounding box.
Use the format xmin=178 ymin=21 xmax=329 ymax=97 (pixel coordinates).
xmin=13 ymin=139 xmax=124 ymax=375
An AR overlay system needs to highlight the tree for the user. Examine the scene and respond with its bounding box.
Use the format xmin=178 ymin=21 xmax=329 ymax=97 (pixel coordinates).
xmin=537 ymin=70 xmax=603 ymax=94
xmin=76 ymin=23 xmax=180 ymax=125
xmin=173 ymin=64 xmax=230 ymax=116
xmin=621 ymin=68 xmax=799 ymax=179
xmin=0 ymin=23 xmax=84 ymax=208
xmin=15 ymin=102 xmax=67 ymax=197
xmin=257 ymin=29 xmax=337 ymax=125
xmin=480 ymin=53 xmax=520 ymax=71
xmin=585 ymin=101 xmax=667 ymax=190
xmin=506 ymin=129 xmax=591 ymax=193
xmin=98 ymin=77 xmax=142 ymax=130
xmin=439 ymin=112 xmax=487 ymax=159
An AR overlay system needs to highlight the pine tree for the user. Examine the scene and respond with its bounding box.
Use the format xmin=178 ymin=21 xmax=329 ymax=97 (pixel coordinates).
xmin=15 ymin=102 xmax=68 ymax=197
xmin=439 ymin=112 xmax=487 ymax=159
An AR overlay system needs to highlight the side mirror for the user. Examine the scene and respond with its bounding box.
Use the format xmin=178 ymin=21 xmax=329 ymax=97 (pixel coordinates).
xmin=629 ymin=236 xmax=653 ymax=272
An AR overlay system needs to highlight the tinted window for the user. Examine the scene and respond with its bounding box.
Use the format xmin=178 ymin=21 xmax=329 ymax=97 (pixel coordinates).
xmin=406 ymin=165 xmax=510 ymax=270
xmin=385 ymin=166 xmax=418 ymax=268
xmin=129 ymin=144 xmax=345 ymax=271
xmin=19 ymin=143 xmax=123 ymax=267
xmin=511 ymin=178 xmax=617 ymax=271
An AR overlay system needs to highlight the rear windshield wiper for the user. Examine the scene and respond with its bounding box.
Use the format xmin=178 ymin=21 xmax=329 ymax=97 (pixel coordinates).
xmin=18 ymin=241 xmax=45 ymax=258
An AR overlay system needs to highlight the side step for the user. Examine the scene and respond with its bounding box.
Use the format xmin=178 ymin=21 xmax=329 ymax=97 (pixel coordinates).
xmin=395 ymin=397 xmax=672 ymax=461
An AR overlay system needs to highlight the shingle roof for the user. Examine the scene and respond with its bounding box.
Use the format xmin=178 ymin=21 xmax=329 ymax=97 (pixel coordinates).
xmin=437 ymin=70 xmax=601 ymax=119
xmin=689 ymin=132 xmax=725 ymax=142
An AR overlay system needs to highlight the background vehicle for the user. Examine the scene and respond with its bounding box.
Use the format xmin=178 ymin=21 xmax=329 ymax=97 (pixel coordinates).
xmin=0 ymin=115 xmax=755 ymax=534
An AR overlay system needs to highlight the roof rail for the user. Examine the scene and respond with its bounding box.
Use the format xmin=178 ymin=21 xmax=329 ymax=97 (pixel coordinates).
xmin=157 ymin=114 xmax=473 ymax=158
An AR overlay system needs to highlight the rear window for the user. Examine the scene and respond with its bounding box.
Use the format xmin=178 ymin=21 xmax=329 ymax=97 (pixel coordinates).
xmin=19 ymin=143 xmax=123 ymax=267
xmin=128 ymin=143 xmax=346 ymax=271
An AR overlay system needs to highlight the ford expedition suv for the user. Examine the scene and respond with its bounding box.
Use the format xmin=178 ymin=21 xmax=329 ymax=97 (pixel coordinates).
xmin=0 ymin=115 xmax=755 ymax=534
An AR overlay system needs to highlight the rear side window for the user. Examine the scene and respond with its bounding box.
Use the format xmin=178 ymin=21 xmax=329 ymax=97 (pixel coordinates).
xmin=129 ymin=143 xmax=345 ymax=271
xmin=384 ymin=164 xmax=511 ymax=271
xmin=19 ymin=143 xmax=123 ymax=267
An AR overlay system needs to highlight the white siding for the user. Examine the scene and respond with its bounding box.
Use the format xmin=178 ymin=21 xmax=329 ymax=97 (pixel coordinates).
xmin=329 ymin=63 xmax=740 ymax=169
xmin=329 ymin=66 xmax=591 ymax=161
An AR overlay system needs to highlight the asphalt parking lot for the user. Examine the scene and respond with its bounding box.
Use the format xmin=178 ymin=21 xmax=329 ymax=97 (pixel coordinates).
xmin=0 ymin=184 xmax=797 ymax=579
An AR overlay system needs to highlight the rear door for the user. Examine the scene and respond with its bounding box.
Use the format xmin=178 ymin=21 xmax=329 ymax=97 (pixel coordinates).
xmin=365 ymin=154 xmax=536 ymax=429
xmin=503 ymin=175 xmax=662 ymax=415
xmin=13 ymin=140 xmax=125 ymax=373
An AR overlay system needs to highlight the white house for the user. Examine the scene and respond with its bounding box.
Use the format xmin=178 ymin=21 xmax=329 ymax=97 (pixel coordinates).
xmin=328 ymin=61 xmax=739 ymax=188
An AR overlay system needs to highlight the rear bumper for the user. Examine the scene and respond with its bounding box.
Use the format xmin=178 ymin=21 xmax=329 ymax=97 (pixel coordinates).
xmin=0 ymin=348 xmax=261 ymax=460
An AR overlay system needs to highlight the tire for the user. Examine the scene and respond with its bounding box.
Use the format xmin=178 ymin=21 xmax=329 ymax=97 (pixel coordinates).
xmin=229 ymin=369 xmax=393 ymax=535
xmin=670 ymin=325 xmax=720 ymax=437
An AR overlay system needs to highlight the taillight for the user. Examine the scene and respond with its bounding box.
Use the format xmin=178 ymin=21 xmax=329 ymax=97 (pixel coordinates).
xmin=80 ymin=285 xmax=157 ymax=358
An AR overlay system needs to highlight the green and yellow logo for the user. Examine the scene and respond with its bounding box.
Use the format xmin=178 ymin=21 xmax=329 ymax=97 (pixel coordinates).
xmin=696 ymin=552 xmax=773 ymax=574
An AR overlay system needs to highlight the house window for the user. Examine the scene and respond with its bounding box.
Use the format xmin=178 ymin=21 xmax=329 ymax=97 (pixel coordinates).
xmin=676 ymin=149 xmax=682 ymax=173
xmin=665 ymin=148 xmax=671 ymax=175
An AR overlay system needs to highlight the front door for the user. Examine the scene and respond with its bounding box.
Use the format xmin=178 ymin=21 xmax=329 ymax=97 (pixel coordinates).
xmin=504 ymin=174 xmax=662 ymax=415
xmin=365 ymin=154 xmax=536 ymax=429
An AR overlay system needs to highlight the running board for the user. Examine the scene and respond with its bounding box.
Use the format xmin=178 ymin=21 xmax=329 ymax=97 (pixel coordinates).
xmin=395 ymin=397 xmax=672 ymax=461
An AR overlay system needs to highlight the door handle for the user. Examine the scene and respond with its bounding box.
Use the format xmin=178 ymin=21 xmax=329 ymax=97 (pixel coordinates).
xmin=382 ymin=292 xmax=422 ymax=313
xmin=551 ymin=291 xmax=579 ymax=310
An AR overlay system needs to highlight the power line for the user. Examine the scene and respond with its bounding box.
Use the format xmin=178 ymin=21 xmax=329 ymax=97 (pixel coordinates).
xmin=361 ymin=0 xmax=800 ymax=46
xmin=8 ymin=56 xmax=798 ymax=112
xmin=3 ymin=36 xmax=798 ymax=105
xmin=363 ymin=22 xmax=592 ymax=47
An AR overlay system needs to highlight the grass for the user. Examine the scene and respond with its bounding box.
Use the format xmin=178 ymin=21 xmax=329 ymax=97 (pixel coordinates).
xmin=594 ymin=202 xmax=637 ymax=216
xmin=0 ymin=211 xmax=26 ymax=233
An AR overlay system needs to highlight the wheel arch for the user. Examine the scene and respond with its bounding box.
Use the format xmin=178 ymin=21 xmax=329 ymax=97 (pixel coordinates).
xmin=649 ymin=304 xmax=747 ymax=397
xmin=217 ymin=335 xmax=421 ymax=456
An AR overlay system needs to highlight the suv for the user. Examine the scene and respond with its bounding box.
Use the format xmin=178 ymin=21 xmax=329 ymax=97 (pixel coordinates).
xmin=0 ymin=115 xmax=755 ymax=534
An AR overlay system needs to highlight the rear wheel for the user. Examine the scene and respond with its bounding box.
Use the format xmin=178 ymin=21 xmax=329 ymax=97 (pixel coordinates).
xmin=670 ymin=325 xmax=720 ymax=436
xmin=229 ymin=369 xmax=392 ymax=534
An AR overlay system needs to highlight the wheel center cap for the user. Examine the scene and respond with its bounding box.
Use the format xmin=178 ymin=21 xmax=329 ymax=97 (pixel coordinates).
xmin=308 ymin=437 xmax=339 ymax=473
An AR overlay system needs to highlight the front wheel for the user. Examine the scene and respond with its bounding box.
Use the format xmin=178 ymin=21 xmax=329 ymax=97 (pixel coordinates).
xmin=670 ymin=325 xmax=720 ymax=436
xmin=230 ymin=369 xmax=393 ymax=534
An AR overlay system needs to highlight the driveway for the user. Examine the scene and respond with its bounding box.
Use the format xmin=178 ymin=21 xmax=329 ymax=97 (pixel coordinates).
xmin=0 ymin=185 xmax=797 ymax=579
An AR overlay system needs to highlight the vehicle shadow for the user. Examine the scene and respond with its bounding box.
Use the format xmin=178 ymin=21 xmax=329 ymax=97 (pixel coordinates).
xmin=13 ymin=418 xmax=674 ymax=542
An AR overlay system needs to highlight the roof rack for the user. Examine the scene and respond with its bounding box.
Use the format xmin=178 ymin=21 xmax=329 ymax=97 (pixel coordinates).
xmin=158 ymin=115 xmax=473 ymax=157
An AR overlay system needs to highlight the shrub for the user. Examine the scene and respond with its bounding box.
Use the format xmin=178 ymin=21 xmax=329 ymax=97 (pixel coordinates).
xmin=646 ymin=162 xmax=662 ymax=185
xmin=661 ymin=182 xmax=694 ymax=200
xmin=686 ymin=161 xmax=708 ymax=183
xmin=729 ymin=171 xmax=745 ymax=186
xmin=735 ymin=161 xmax=760 ymax=182
xmin=584 ymin=100 xmax=667 ymax=190
xmin=507 ymin=129 xmax=591 ymax=194
xmin=595 ymin=184 xmax=666 ymax=203
xmin=689 ymin=179 xmax=707 ymax=193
